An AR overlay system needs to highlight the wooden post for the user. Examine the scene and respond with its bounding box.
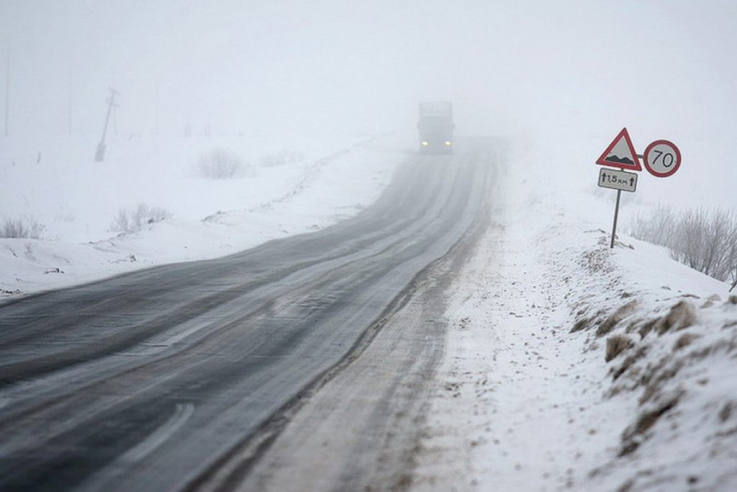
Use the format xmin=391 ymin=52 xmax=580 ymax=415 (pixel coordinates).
xmin=67 ymin=64 xmax=73 ymax=135
xmin=95 ymin=88 xmax=119 ymax=162
xmin=4 ymin=45 xmax=10 ymax=138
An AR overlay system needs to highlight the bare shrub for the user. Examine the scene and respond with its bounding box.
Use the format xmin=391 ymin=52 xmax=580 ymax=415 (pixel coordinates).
xmin=630 ymin=207 xmax=737 ymax=283
xmin=620 ymin=391 xmax=682 ymax=456
xmin=111 ymin=204 xmax=171 ymax=233
xmin=670 ymin=209 xmax=708 ymax=272
xmin=596 ymin=300 xmax=639 ymax=337
xmin=605 ymin=334 xmax=635 ymax=362
xmin=654 ymin=300 xmax=697 ymax=335
xmin=259 ymin=150 xmax=304 ymax=167
xmin=719 ymin=401 xmax=734 ymax=423
xmin=1 ymin=217 xmax=45 ymax=239
xmin=629 ymin=205 xmax=676 ymax=245
xmin=673 ymin=333 xmax=700 ymax=351
xmin=197 ymin=148 xmax=250 ymax=179
xmin=570 ymin=316 xmax=593 ymax=333
xmin=671 ymin=209 xmax=737 ymax=281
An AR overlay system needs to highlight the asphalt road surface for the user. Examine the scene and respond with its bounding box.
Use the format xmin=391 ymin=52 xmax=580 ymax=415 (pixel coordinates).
xmin=0 ymin=138 xmax=496 ymax=491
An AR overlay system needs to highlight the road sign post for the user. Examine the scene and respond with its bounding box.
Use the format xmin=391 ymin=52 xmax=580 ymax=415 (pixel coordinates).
xmin=611 ymin=190 xmax=621 ymax=249
xmin=596 ymin=128 xmax=642 ymax=249
xmin=597 ymin=167 xmax=637 ymax=249
xmin=595 ymin=128 xmax=682 ymax=249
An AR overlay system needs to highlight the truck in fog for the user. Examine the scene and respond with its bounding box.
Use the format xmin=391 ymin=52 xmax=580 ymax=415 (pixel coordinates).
xmin=417 ymin=101 xmax=454 ymax=154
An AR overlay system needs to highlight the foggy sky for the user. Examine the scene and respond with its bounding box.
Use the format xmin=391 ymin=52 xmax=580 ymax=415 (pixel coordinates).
xmin=2 ymin=0 xmax=737 ymax=208
xmin=1 ymin=0 xmax=734 ymax=137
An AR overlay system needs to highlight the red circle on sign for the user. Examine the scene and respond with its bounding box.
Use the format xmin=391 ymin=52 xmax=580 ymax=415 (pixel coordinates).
xmin=643 ymin=140 xmax=681 ymax=178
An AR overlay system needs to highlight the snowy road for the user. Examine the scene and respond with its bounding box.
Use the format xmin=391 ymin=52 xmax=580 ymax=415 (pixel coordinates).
xmin=0 ymin=138 xmax=496 ymax=491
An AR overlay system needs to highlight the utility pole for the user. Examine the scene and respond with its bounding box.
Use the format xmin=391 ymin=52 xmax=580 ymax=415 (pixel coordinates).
xmin=111 ymin=70 xmax=118 ymax=136
xmin=95 ymin=88 xmax=119 ymax=162
xmin=112 ymin=102 xmax=118 ymax=136
xmin=4 ymin=44 xmax=9 ymax=138
xmin=67 ymin=63 xmax=73 ymax=135
xmin=155 ymin=82 xmax=160 ymax=137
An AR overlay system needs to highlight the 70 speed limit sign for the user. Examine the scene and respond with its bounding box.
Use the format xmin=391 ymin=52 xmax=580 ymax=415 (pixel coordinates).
xmin=644 ymin=140 xmax=681 ymax=178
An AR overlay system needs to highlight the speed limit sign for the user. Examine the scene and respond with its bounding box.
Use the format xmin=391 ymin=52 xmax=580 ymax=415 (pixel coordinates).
xmin=644 ymin=140 xmax=681 ymax=178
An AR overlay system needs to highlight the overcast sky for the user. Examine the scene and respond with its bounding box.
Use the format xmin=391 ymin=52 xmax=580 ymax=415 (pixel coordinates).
xmin=2 ymin=0 xmax=737 ymax=206
xmin=1 ymin=0 xmax=734 ymax=137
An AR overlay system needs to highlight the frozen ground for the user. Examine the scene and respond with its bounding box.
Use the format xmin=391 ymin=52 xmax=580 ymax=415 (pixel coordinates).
xmin=412 ymin=136 xmax=737 ymax=491
xmin=2 ymin=129 xmax=736 ymax=491
xmin=0 ymin=133 xmax=405 ymax=297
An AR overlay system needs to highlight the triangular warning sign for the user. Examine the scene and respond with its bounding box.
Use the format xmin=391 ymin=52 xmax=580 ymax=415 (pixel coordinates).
xmin=596 ymin=128 xmax=642 ymax=171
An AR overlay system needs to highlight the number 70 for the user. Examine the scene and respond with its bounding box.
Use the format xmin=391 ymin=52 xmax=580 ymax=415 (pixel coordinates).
xmin=653 ymin=149 xmax=675 ymax=168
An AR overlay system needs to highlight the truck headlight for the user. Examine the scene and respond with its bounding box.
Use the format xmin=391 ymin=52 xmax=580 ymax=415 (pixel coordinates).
xmin=445 ymin=141 xmax=452 ymax=146
xmin=421 ymin=141 xmax=429 ymax=146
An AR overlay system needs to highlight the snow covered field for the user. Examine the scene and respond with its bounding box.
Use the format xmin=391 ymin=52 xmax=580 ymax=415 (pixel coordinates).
xmin=2 ymin=1 xmax=737 ymax=490
xmin=3 ymin=129 xmax=736 ymax=491
xmin=2 ymin=126 xmax=736 ymax=490
xmin=413 ymin=136 xmax=737 ymax=491
xmin=0 ymin=133 xmax=404 ymax=297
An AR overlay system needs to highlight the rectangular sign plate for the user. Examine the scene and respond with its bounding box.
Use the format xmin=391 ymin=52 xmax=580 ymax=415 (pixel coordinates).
xmin=598 ymin=168 xmax=637 ymax=193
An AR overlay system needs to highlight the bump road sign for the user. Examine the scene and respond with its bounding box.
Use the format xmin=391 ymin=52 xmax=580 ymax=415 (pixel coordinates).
xmin=596 ymin=128 xmax=642 ymax=171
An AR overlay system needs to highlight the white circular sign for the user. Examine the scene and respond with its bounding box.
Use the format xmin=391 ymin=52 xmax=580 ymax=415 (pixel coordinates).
xmin=644 ymin=140 xmax=681 ymax=178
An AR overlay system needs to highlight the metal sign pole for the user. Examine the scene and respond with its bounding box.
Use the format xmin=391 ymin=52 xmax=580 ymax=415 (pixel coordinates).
xmin=610 ymin=189 xmax=621 ymax=249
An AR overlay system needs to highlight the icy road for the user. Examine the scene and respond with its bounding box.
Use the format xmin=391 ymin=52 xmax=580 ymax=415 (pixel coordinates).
xmin=0 ymin=138 xmax=495 ymax=491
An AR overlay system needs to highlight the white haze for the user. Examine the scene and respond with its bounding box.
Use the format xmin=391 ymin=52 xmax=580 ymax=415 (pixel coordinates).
xmin=2 ymin=0 xmax=737 ymax=208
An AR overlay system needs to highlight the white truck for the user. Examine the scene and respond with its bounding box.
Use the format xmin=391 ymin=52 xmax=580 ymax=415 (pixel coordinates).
xmin=417 ymin=101 xmax=454 ymax=154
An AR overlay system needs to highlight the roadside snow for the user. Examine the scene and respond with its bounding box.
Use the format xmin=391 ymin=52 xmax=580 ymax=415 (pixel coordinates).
xmin=3 ymin=129 xmax=735 ymax=490
xmin=0 ymin=133 xmax=405 ymax=298
xmin=413 ymin=137 xmax=737 ymax=491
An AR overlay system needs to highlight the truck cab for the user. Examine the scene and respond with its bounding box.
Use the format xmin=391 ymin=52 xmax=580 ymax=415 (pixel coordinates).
xmin=418 ymin=101 xmax=454 ymax=154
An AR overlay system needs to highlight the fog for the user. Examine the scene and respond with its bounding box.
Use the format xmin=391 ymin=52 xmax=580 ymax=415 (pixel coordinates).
xmin=2 ymin=0 xmax=737 ymax=204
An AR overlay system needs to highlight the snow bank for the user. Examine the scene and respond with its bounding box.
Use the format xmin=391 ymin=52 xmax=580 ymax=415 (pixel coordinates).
xmin=413 ymin=136 xmax=736 ymax=491
xmin=0 ymin=133 xmax=407 ymax=298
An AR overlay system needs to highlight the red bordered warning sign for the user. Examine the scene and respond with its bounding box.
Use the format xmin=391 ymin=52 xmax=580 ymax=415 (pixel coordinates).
xmin=596 ymin=128 xmax=642 ymax=171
